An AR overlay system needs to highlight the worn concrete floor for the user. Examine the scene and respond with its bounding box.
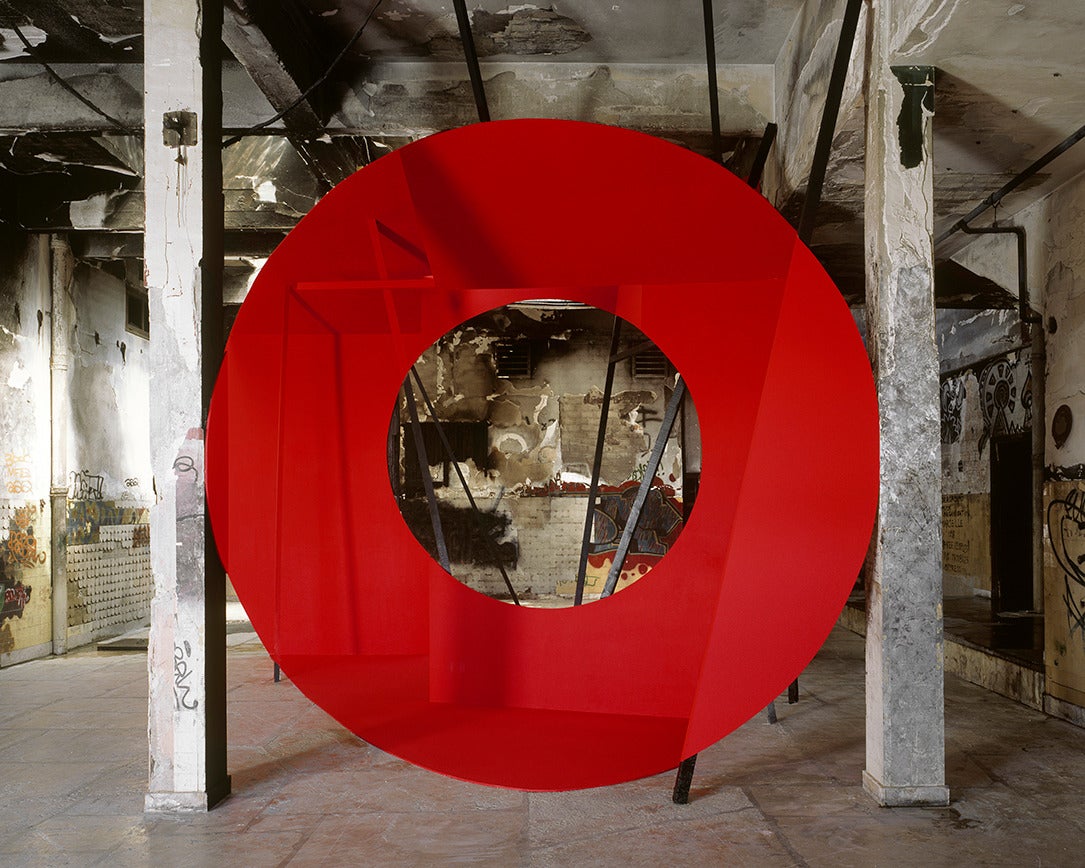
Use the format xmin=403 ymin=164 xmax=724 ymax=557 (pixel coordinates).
xmin=1 ymin=626 xmax=1083 ymax=867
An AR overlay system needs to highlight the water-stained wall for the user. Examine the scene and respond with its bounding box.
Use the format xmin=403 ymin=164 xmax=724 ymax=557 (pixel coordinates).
xmin=0 ymin=233 xmax=52 ymax=664
xmin=396 ymin=305 xmax=687 ymax=600
xmin=0 ymin=232 xmax=152 ymax=665
xmin=63 ymin=258 xmax=153 ymax=648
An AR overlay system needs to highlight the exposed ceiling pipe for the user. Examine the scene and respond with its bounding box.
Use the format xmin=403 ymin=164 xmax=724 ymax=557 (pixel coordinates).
xmin=958 ymin=224 xmax=1041 ymax=325
xmin=936 ymin=121 xmax=1085 ymax=246
xmin=452 ymin=0 xmax=491 ymax=123
xmin=797 ymin=0 xmax=863 ymax=245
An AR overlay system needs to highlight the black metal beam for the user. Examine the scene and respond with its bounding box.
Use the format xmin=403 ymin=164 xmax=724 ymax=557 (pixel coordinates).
xmin=409 ymin=367 xmax=521 ymax=605
xmin=452 ymin=0 xmax=491 ymax=123
xmin=796 ymin=0 xmax=863 ymax=244
xmin=936 ymin=122 xmax=1085 ymax=246
xmin=701 ymin=0 xmax=722 ymax=164
xmin=746 ymin=122 xmax=777 ymax=189
xmin=672 ymin=755 xmax=698 ymax=804
xmin=573 ymin=318 xmax=623 ymax=606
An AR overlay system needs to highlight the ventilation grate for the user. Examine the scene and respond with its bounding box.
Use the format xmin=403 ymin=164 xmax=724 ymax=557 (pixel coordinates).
xmin=632 ymin=346 xmax=667 ymax=378
xmin=494 ymin=340 xmax=533 ymax=378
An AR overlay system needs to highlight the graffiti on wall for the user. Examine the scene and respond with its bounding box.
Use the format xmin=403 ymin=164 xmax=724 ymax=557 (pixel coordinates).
xmin=70 ymin=469 xmax=104 ymax=501
xmin=581 ymin=480 xmax=684 ymax=593
xmin=174 ymin=641 xmax=199 ymax=711
xmin=978 ymin=355 xmax=1032 ymax=453
xmin=940 ymin=377 xmax=964 ymax=445
xmin=1049 ymin=488 xmax=1085 ymax=644
xmin=3 ymin=453 xmax=32 ymax=495
xmin=1 ymin=556 xmax=32 ymax=624
xmin=67 ymin=500 xmax=149 ymax=546
xmin=6 ymin=505 xmax=46 ymax=569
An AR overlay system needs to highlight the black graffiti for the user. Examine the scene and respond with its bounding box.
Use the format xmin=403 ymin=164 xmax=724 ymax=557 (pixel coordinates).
xmin=173 ymin=641 xmax=199 ymax=711
xmin=1049 ymin=489 xmax=1085 ymax=641
xmin=173 ymin=455 xmax=198 ymax=483
xmin=70 ymin=469 xmax=104 ymax=500
xmin=940 ymin=377 xmax=964 ymax=445
xmin=399 ymin=499 xmax=517 ymax=568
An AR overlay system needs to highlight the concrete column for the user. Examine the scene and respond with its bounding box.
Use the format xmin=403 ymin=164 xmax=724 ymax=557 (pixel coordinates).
xmin=49 ymin=235 xmax=74 ymax=656
xmin=862 ymin=0 xmax=949 ymax=808
xmin=143 ymin=0 xmax=229 ymax=812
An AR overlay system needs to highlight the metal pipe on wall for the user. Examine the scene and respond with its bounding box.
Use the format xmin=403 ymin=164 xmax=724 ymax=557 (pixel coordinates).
xmin=49 ymin=235 xmax=73 ymax=655
xmin=960 ymin=223 xmax=1045 ymax=612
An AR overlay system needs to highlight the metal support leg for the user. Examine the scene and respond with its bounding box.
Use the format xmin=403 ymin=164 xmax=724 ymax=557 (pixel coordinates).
xmin=673 ymin=755 xmax=698 ymax=804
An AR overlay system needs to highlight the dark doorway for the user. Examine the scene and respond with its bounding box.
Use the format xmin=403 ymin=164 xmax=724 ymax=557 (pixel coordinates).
xmin=990 ymin=434 xmax=1033 ymax=613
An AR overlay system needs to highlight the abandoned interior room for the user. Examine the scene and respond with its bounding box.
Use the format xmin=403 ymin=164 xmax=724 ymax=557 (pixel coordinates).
xmin=1 ymin=0 xmax=1084 ymax=863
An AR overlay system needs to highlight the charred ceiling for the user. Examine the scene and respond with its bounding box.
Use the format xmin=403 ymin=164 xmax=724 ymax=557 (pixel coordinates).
xmin=0 ymin=0 xmax=1082 ymax=313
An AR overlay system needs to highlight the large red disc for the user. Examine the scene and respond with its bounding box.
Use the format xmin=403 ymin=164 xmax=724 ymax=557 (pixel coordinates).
xmin=206 ymin=119 xmax=879 ymax=790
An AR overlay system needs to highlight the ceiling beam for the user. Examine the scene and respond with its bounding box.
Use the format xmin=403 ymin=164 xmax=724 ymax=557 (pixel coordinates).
xmin=0 ymin=61 xmax=773 ymax=139
xmin=221 ymin=0 xmax=367 ymax=190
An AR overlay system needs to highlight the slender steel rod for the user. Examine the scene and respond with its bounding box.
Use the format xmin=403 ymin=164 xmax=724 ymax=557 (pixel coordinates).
xmin=452 ymin=0 xmax=490 ymax=123
xmin=958 ymin=224 xmax=1042 ymax=324
xmin=410 ymin=367 xmax=521 ymax=605
xmin=746 ymin=122 xmax=778 ymax=189
xmin=573 ymin=318 xmax=623 ymax=605
xmin=402 ymin=383 xmax=450 ymax=572
xmin=601 ymin=378 xmax=687 ymax=598
xmin=937 ymin=122 xmax=1085 ymax=246
xmin=797 ymin=0 xmax=863 ymax=244
xmin=701 ymin=0 xmax=722 ymax=164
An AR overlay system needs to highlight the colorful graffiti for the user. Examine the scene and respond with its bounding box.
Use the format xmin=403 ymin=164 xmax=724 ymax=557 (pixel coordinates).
xmin=1049 ymin=487 xmax=1085 ymax=644
xmin=558 ymin=479 xmax=685 ymax=596
xmin=3 ymin=452 xmax=32 ymax=495
xmin=1 ymin=575 xmax=32 ymax=624
xmin=67 ymin=500 xmax=149 ymax=546
xmin=6 ymin=505 xmax=46 ymax=569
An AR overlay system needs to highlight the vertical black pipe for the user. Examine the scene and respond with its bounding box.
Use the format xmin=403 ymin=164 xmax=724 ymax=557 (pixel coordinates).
xmin=403 ymin=384 xmax=451 ymax=572
xmin=573 ymin=318 xmax=623 ymax=606
xmin=673 ymin=755 xmax=698 ymax=804
xmin=797 ymin=0 xmax=863 ymax=244
xmin=746 ymin=122 xmax=778 ymax=190
xmin=701 ymin=0 xmax=722 ymax=164
xmin=452 ymin=0 xmax=490 ymax=123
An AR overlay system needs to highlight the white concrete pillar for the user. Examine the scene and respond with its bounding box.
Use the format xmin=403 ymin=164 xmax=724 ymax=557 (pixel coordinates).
xmin=49 ymin=235 xmax=74 ymax=656
xmin=143 ymin=0 xmax=229 ymax=812
xmin=862 ymin=0 xmax=949 ymax=808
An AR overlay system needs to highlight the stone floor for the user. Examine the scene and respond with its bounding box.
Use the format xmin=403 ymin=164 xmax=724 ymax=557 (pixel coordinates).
xmin=1 ymin=626 xmax=1083 ymax=867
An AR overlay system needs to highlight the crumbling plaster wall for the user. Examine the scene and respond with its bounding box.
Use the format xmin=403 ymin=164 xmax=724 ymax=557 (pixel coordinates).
xmin=0 ymin=233 xmax=52 ymax=665
xmin=401 ymin=308 xmax=686 ymax=599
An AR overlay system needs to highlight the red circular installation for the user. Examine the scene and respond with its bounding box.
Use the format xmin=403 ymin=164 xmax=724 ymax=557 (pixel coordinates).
xmin=205 ymin=119 xmax=879 ymax=790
